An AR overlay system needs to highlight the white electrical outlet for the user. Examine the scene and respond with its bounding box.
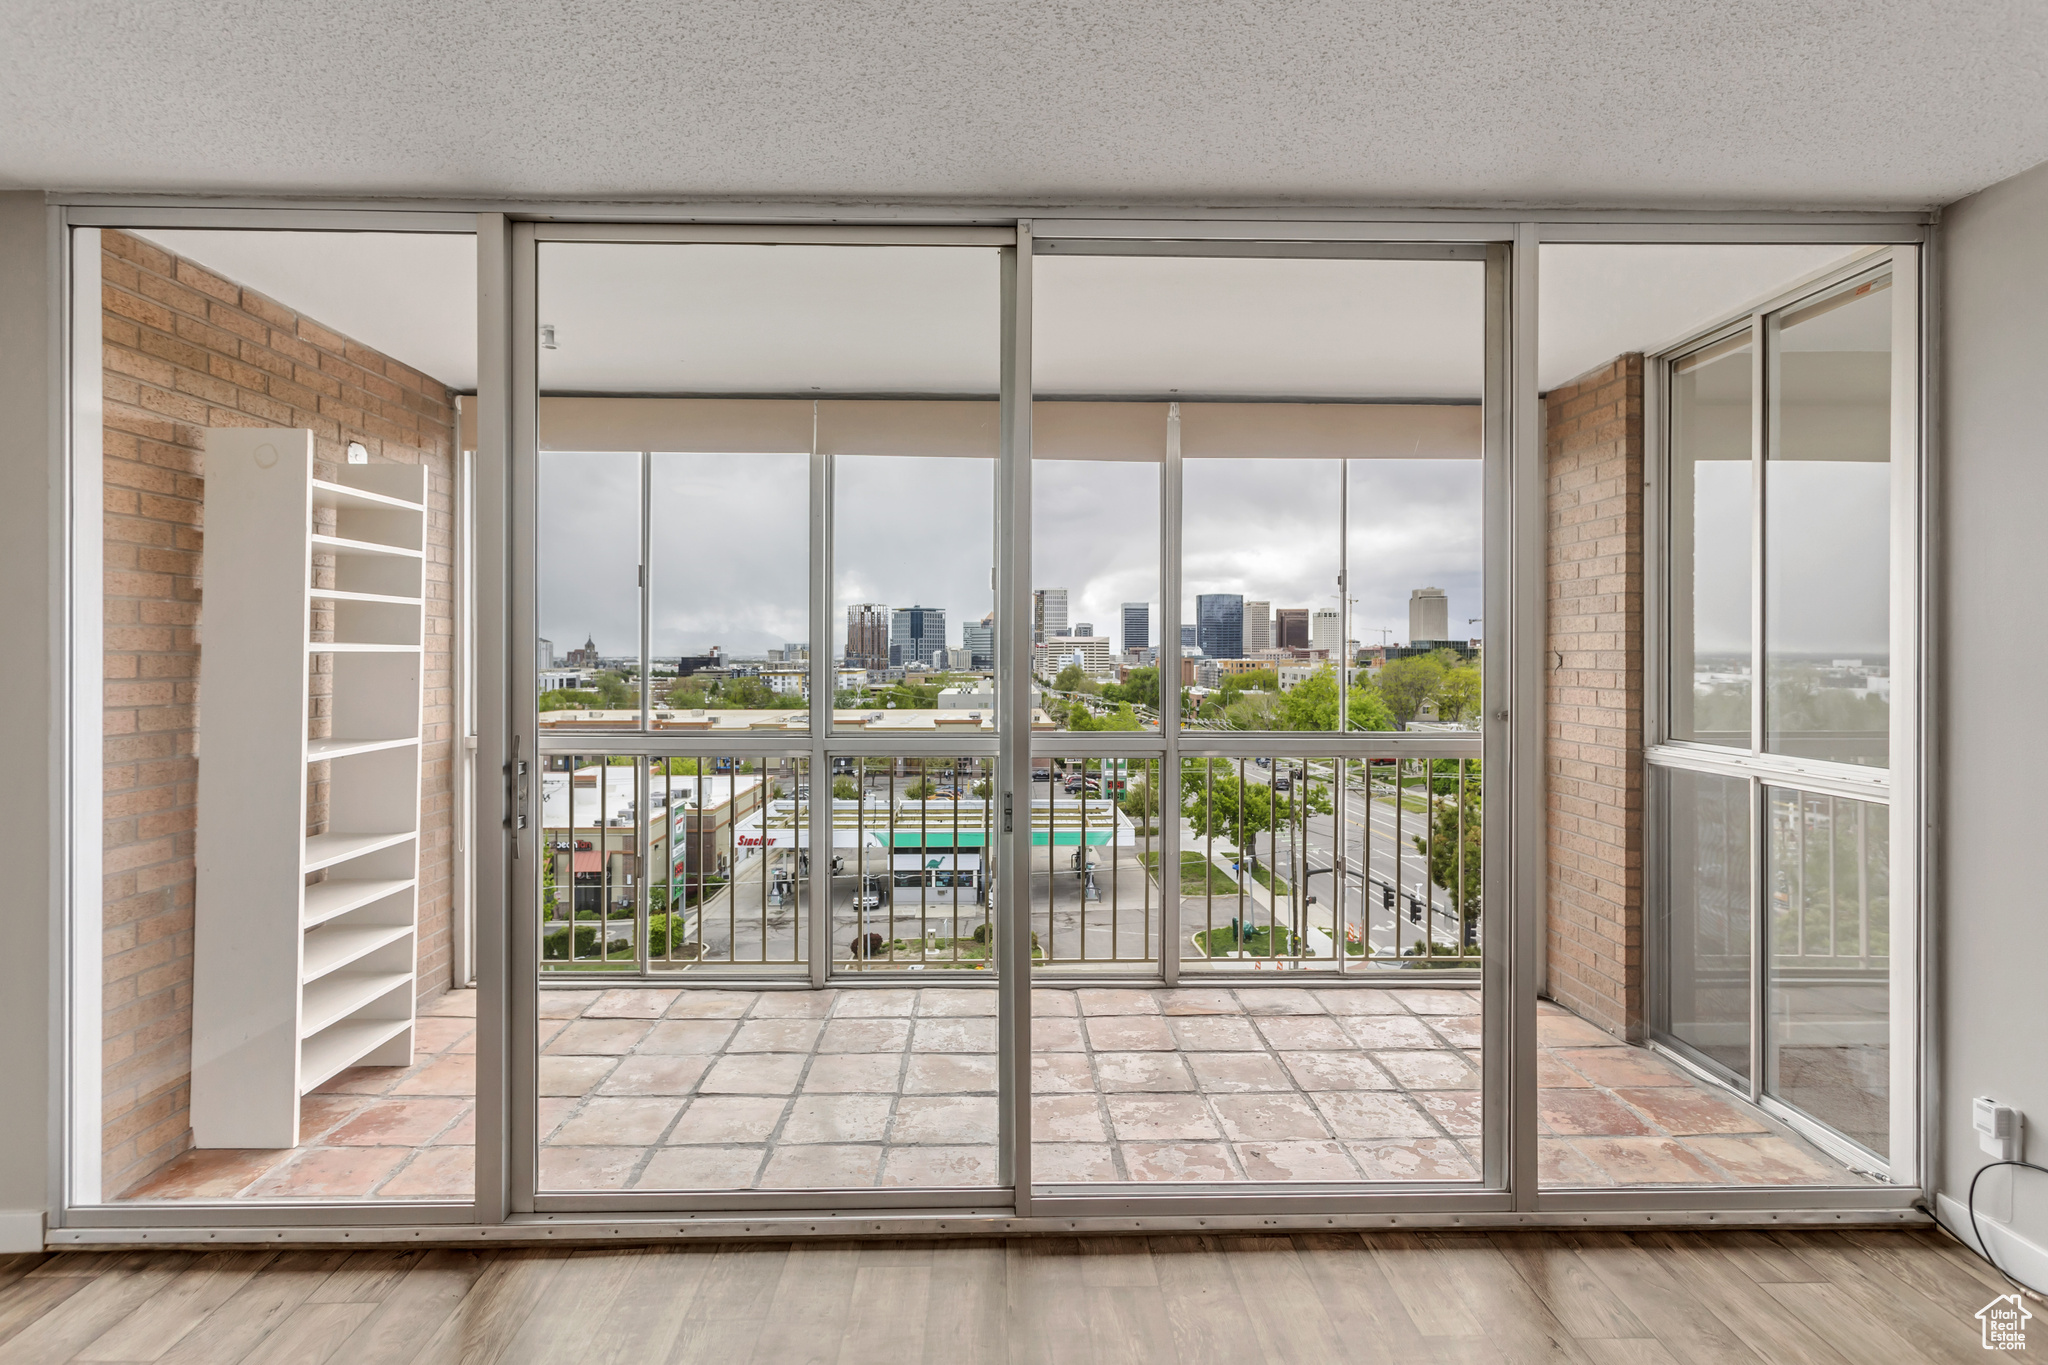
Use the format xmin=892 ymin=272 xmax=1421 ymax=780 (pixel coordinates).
xmin=1975 ymin=1097 xmax=2023 ymax=1161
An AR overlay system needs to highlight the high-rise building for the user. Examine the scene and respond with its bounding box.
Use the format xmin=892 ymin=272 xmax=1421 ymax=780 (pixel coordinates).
xmin=1310 ymin=608 xmax=1343 ymax=658
xmin=1275 ymin=608 xmax=1309 ymax=650
xmin=1409 ymin=587 xmax=1450 ymax=644
xmin=1032 ymin=587 xmax=1067 ymax=644
xmin=538 ymin=637 xmax=556 ymax=668
xmin=1074 ymin=622 xmax=1093 ymax=638
xmin=1181 ymin=623 xmax=1197 ymax=649
xmin=845 ymin=602 xmax=889 ymax=669
xmin=1242 ymin=601 xmax=1272 ymax=654
xmin=961 ymin=613 xmax=995 ymax=670
xmin=1121 ymin=602 xmax=1149 ymax=653
xmin=889 ymin=605 xmax=947 ymax=668
xmin=1195 ymin=594 xmax=1244 ymax=661
xmin=1048 ymin=635 xmax=1116 ymax=678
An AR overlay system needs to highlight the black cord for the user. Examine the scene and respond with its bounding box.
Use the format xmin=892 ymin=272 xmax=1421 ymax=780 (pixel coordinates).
xmin=1965 ymin=1159 xmax=2048 ymax=1301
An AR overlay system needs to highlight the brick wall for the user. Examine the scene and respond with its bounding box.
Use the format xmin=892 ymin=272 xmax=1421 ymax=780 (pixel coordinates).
xmin=100 ymin=229 xmax=458 ymax=1196
xmin=1544 ymin=354 xmax=1645 ymax=1042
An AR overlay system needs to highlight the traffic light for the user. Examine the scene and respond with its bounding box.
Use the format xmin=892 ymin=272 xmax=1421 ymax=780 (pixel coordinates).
xmin=1381 ymin=883 xmax=1394 ymax=912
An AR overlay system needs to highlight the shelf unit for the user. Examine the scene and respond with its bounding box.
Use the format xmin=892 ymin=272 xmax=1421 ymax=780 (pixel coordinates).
xmin=192 ymin=429 xmax=426 ymax=1149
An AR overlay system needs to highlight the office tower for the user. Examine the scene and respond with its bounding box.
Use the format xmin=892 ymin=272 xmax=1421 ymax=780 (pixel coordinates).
xmin=1074 ymin=622 xmax=1093 ymax=638
xmin=1409 ymin=587 xmax=1450 ymax=644
xmin=889 ymin=605 xmax=947 ymax=668
xmin=1032 ymin=587 xmax=1068 ymax=644
xmin=1121 ymin=602 xmax=1150 ymax=653
xmin=961 ymin=613 xmax=995 ymax=670
xmin=1310 ymin=608 xmax=1343 ymax=657
xmin=1275 ymin=608 xmax=1309 ymax=650
xmin=1195 ymin=593 xmax=1245 ymax=661
xmin=845 ymin=602 xmax=889 ymax=669
xmin=1181 ymin=623 xmax=1196 ymax=649
xmin=1242 ymin=601 xmax=1272 ymax=654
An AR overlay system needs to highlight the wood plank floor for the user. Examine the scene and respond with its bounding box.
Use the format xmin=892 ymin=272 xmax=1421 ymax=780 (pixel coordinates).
xmin=0 ymin=1228 xmax=2017 ymax=1363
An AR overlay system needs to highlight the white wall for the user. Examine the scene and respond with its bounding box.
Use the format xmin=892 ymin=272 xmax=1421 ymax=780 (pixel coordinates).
xmin=0 ymin=193 xmax=55 ymax=1248
xmin=1937 ymin=158 xmax=2048 ymax=1260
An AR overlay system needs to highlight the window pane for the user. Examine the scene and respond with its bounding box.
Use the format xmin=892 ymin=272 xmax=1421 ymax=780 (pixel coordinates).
xmin=1765 ymin=788 xmax=1890 ymax=1157
xmin=1668 ymin=333 xmax=1753 ymax=746
xmin=538 ymin=451 xmax=644 ymax=718
xmin=1764 ymin=275 xmax=1892 ymax=766
xmin=1653 ymin=767 xmax=1752 ymax=1082
xmin=1032 ymin=453 xmax=1160 ymax=733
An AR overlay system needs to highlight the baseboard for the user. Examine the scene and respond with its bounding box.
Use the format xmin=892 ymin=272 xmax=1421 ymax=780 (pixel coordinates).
xmin=0 ymin=1210 xmax=44 ymax=1253
xmin=1935 ymin=1191 xmax=2048 ymax=1291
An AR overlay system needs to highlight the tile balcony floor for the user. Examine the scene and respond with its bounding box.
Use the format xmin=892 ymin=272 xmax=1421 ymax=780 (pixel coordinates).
xmin=122 ymin=983 xmax=1871 ymax=1200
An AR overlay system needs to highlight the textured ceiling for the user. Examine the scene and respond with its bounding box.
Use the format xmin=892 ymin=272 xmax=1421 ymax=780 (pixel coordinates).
xmin=5 ymin=1 xmax=2045 ymax=205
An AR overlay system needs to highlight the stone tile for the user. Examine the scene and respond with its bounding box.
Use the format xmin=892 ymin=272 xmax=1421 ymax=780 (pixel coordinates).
xmin=890 ymin=1096 xmax=998 ymax=1145
xmin=552 ymin=1097 xmax=684 ymax=1146
xmin=412 ymin=1016 xmax=476 ymax=1053
xmin=544 ymin=1019 xmax=653 ymax=1056
xmin=1310 ymin=1091 xmax=1441 ymax=1140
xmin=1685 ymin=1135 xmax=1846 ymax=1184
xmin=1096 ymin=1052 xmax=1197 ymax=1093
xmin=819 ymin=1017 xmax=912 ymax=1053
xmin=1372 ymin=1050 xmax=1478 ymax=1090
xmin=1348 ymin=1138 xmax=1477 ymax=1182
xmin=1106 ymin=1095 xmax=1219 ymax=1142
xmin=728 ymin=1019 xmax=825 ymax=1053
xmin=1540 ymin=1088 xmax=1656 ymax=1138
xmin=583 ymin=988 xmax=682 ymax=1019
xmin=1186 ymin=1052 xmax=1294 ymax=1093
xmin=1252 ymin=1015 xmax=1355 ymax=1051
xmin=780 ymin=1095 xmax=895 ymax=1144
xmin=699 ymin=1053 xmax=808 ymax=1095
xmin=834 ymin=989 xmax=919 ymax=1017
xmin=807 ymin=1053 xmax=908 ymax=1094
xmin=913 ymin=1018 xmax=997 ymax=1052
xmin=1086 ymin=1015 xmax=1177 ymax=1051
xmin=1416 ymin=1090 xmax=1483 ymax=1138
xmin=1557 ymin=1047 xmax=1690 ymax=1088
xmin=903 ymin=1053 xmax=996 ymax=1093
xmin=1420 ymin=1014 xmax=1483 ymax=1049
xmin=640 ymin=1020 xmax=739 ymax=1055
xmin=1119 ymin=1142 xmax=1238 ymax=1181
xmin=1031 ymin=1054 xmax=1096 ymax=1094
xmin=121 ymin=1148 xmax=281 ymax=1200
xmin=537 ymin=992 xmax=589 ymax=1019
xmin=1234 ymin=988 xmax=1327 ymax=1015
xmin=1210 ymin=1093 xmax=1331 ymax=1141
xmin=1031 ymin=1016 xmax=1086 ymax=1052
xmin=1032 ymin=1143 xmax=1120 ymax=1182
xmin=431 ymin=1105 xmax=477 ymax=1146
xmin=1077 ymin=989 xmax=1161 ymax=1016
xmin=667 ymin=990 xmax=760 ymax=1018
xmin=1158 ymin=988 xmax=1243 ymax=1016
xmin=1539 ymin=1138 xmax=1610 ymax=1186
xmin=1613 ymin=1087 xmax=1772 ymax=1136
xmin=1400 ymin=990 xmax=1479 ymax=1015
xmin=1279 ymin=1051 xmax=1395 ymax=1092
xmin=250 ymin=1146 xmax=410 ymax=1197
xmin=599 ymin=1055 xmax=711 ymax=1096
xmin=667 ymin=1096 xmax=790 ymax=1144
xmin=880 ymin=1146 xmax=998 ymax=1187
xmin=1538 ymin=1011 xmax=1619 ymax=1048
xmin=917 ymin=988 xmax=999 ymax=1017
xmin=377 ymin=1146 xmax=474 ymax=1198
xmin=1033 ymin=1094 xmax=1110 ymax=1143
xmin=1312 ymin=989 xmax=1411 ymax=1015
xmin=325 ymin=1098 xmax=467 ymax=1147
xmin=536 ymin=1097 xmax=577 ymax=1141
xmin=1031 ymin=990 xmax=1080 ymax=1016
xmin=1169 ymin=1016 xmax=1263 ymax=1051
xmin=1576 ymin=1137 xmax=1721 ymax=1183
xmin=1538 ymin=1051 xmax=1585 ymax=1087
xmin=297 ymin=1093 xmax=368 ymax=1141
xmin=750 ymin=991 xmax=837 ymax=1019
xmin=1236 ymin=1141 xmax=1360 ymax=1181
xmin=538 ymin=1055 xmax=615 ymax=1097
xmin=636 ymin=1146 xmax=766 ymax=1189
xmin=390 ymin=1053 xmax=477 ymax=1097
xmin=422 ymin=989 xmax=478 ymax=1017
xmin=1341 ymin=1014 xmax=1448 ymax=1050
xmin=759 ymin=1145 xmax=882 ymax=1187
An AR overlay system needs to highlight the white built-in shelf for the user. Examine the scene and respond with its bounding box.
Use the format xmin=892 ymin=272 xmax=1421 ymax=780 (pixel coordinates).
xmin=308 ymin=641 xmax=422 ymax=653
xmin=309 ymin=587 xmax=423 ymax=606
xmin=303 ymin=829 xmax=416 ymax=874
xmin=308 ymin=736 xmax=419 ymax=761
xmin=303 ymin=877 xmax=416 ymax=928
xmin=303 ymin=923 xmax=414 ymax=983
xmin=311 ymin=478 xmax=425 ymax=514
xmin=300 ymin=1016 xmax=412 ymax=1094
xmin=301 ymin=970 xmax=413 ymax=1038
xmin=310 ymin=532 xmax=423 ymax=560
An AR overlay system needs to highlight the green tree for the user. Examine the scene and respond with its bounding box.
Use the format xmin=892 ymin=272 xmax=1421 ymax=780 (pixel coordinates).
xmin=1120 ymin=773 xmax=1160 ymax=820
xmin=903 ymin=778 xmax=939 ymax=799
xmin=1271 ymin=665 xmax=1395 ymax=732
xmin=831 ymin=776 xmax=861 ymax=801
xmin=1436 ymin=666 xmax=1482 ymax=723
xmin=1181 ymin=759 xmax=1332 ymax=851
xmin=1099 ymin=701 xmax=1144 ymax=731
xmin=971 ymin=778 xmax=993 ymax=799
xmin=1100 ymin=666 xmax=1159 ymax=710
xmin=1051 ymin=663 xmax=1096 ymax=694
xmin=1376 ymin=655 xmax=1446 ymax=722
xmin=716 ymin=676 xmax=779 ymax=709
xmin=539 ymin=687 xmax=602 ymax=712
xmin=1413 ymin=784 xmax=1482 ymax=921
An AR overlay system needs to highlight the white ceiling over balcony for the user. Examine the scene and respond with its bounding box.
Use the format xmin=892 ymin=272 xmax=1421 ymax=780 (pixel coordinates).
xmin=5 ymin=2 xmax=2044 ymax=206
